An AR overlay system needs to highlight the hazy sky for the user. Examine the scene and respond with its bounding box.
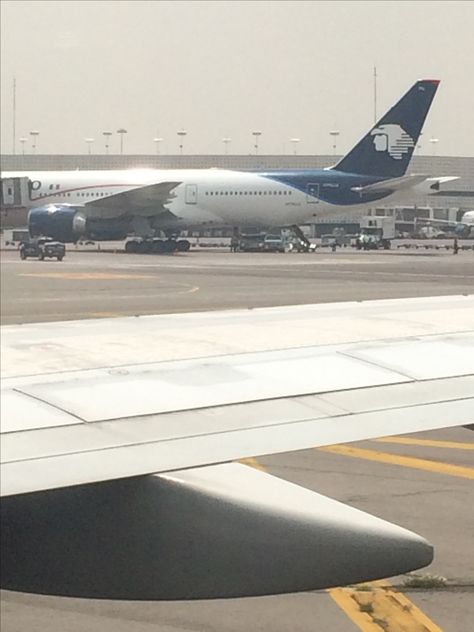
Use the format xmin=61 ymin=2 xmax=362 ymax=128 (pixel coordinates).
xmin=1 ymin=0 xmax=473 ymax=156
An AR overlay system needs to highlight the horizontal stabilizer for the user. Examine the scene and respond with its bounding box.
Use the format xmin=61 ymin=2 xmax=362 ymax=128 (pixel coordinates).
xmin=351 ymin=174 xmax=429 ymax=195
xmin=0 ymin=463 xmax=433 ymax=599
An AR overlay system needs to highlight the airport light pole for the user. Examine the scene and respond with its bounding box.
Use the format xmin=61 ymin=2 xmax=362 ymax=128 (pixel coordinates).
xmin=29 ymin=130 xmax=39 ymax=154
xmin=429 ymin=137 xmax=439 ymax=156
xmin=102 ymin=131 xmax=113 ymax=154
xmin=19 ymin=137 xmax=28 ymax=155
xmin=177 ymin=130 xmax=187 ymax=155
xmin=252 ymin=131 xmax=262 ymax=155
xmin=290 ymin=138 xmax=300 ymax=156
xmin=222 ymin=137 xmax=232 ymax=155
xmin=85 ymin=138 xmax=95 ymax=155
xmin=329 ymin=130 xmax=340 ymax=156
xmin=153 ymin=137 xmax=163 ymax=155
xmin=117 ymin=128 xmax=127 ymax=155
xmin=416 ymin=132 xmax=423 ymax=153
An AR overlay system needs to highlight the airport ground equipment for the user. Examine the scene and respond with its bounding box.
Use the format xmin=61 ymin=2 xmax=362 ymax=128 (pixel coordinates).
xmin=239 ymin=227 xmax=312 ymax=253
xmin=263 ymin=233 xmax=286 ymax=252
xmin=1 ymin=296 xmax=473 ymax=600
xmin=19 ymin=237 xmax=65 ymax=261
xmin=238 ymin=233 xmax=266 ymax=252
xmin=288 ymin=224 xmax=315 ymax=252
xmin=356 ymin=216 xmax=395 ymax=250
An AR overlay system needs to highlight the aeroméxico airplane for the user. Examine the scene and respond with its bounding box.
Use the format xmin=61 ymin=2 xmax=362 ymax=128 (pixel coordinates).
xmin=3 ymin=79 xmax=454 ymax=251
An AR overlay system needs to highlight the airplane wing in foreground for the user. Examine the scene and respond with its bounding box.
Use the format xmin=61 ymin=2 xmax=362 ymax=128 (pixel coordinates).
xmin=1 ymin=296 xmax=473 ymax=599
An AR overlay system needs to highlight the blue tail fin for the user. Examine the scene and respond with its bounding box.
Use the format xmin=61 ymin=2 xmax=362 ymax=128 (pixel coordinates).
xmin=334 ymin=79 xmax=439 ymax=178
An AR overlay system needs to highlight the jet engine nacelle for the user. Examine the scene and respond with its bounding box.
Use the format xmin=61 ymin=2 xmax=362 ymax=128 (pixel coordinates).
xmin=0 ymin=464 xmax=433 ymax=600
xmin=28 ymin=204 xmax=87 ymax=243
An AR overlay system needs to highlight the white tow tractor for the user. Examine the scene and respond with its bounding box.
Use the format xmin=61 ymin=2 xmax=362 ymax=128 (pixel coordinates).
xmin=356 ymin=216 xmax=395 ymax=250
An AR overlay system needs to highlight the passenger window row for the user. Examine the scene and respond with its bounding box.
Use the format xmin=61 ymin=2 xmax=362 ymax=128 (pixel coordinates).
xmin=37 ymin=191 xmax=108 ymax=198
xmin=37 ymin=188 xmax=292 ymax=199
xmin=204 ymin=190 xmax=292 ymax=196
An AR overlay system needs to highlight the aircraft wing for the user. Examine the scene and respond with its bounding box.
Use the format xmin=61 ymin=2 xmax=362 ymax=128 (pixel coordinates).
xmin=2 ymin=295 xmax=474 ymax=599
xmin=2 ymin=327 xmax=473 ymax=498
xmin=84 ymin=180 xmax=181 ymax=214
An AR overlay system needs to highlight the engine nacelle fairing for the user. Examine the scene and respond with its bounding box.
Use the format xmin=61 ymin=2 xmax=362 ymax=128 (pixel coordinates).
xmin=28 ymin=204 xmax=87 ymax=243
xmin=28 ymin=204 xmax=129 ymax=242
xmin=1 ymin=463 xmax=433 ymax=600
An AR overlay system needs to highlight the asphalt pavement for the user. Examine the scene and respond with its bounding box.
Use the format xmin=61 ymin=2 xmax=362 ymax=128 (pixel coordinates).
xmin=1 ymin=247 xmax=473 ymax=632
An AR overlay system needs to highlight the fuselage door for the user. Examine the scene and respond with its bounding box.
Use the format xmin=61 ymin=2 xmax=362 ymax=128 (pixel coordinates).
xmin=306 ymin=183 xmax=320 ymax=203
xmin=185 ymin=184 xmax=198 ymax=204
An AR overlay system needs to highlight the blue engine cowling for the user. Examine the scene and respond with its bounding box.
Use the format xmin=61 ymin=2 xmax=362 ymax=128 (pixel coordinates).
xmin=28 ymin=204 xmax=87 ymax=243
xmin=28 ymin=204 xmax=129 ymax=242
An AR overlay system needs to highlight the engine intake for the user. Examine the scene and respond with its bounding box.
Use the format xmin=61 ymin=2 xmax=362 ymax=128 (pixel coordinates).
xmin=28 ymin=204 xmax=86 ymax=243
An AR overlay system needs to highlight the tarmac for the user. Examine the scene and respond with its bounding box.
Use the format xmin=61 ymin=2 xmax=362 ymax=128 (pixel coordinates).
xmin=1 ymin=246 xmax=473 ymax=632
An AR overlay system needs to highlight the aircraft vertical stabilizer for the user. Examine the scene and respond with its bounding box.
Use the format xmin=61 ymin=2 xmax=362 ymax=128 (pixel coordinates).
xmin=334 ymin=79 xmax=440 ymax=178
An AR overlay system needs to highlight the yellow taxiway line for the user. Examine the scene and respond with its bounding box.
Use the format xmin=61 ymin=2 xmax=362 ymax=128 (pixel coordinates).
xmin=19 ymin=272 xmax=152 ymax=280
xmin=319 ymin=444 xmax=474 ymax=480
xmin=329 ymin=581 xmax=444 ymax=632
xmin=240 ymin=455 xmax=448 ymax=630
xmin=373 ymin=436 xmax=474 ymax=450
xmin=238 ymin=456 xmax=268 ymax=471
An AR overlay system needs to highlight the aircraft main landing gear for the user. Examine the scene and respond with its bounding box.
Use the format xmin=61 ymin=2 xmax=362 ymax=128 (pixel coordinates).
xmin=124 ymin=238 xmax=191 ymax=254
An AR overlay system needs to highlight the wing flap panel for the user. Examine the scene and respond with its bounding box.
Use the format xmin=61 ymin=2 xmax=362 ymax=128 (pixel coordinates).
xmin=14 ymin=346 xmax=410 ymax=422
xmin=345 ymin=337 xmax=474 ymax=380
xmin=2 ymin=392 xmax=473 ymax=497
xmin=1 ymin=390 xmax=78 ymax=432
xmin=3 ymin=376 xmax=473 ymax=465
xmin=318 ymin=375 xmax=474 ymax=413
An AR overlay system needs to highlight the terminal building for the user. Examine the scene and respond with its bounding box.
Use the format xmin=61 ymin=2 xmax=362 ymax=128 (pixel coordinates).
xmin=1 ymin=154 xmax=473 ymax=236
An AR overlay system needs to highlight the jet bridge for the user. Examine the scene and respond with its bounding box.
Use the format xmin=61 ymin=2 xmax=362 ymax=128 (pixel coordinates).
xmin=1 ymin=177 xmax=31 ymax=230
xmin=1 ymin=177 xmax=31 ymax=209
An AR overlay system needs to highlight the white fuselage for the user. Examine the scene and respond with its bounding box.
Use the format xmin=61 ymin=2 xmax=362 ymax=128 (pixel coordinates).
xmin=3 ymin=168 xmax=379 ymax=230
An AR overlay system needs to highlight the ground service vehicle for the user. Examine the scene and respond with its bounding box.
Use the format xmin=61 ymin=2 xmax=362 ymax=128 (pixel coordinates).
xmin=238 ymin=233 xmax=265 ymax=252
xmin=19 ymin=238 xmax=66 ymax=261
xmin=356 ymin=216 xmax=395 ymax=250
xmin=263 ymin=234 xmax=286 ymax=252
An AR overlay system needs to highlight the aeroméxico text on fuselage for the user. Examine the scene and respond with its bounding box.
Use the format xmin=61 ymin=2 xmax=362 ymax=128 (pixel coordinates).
xmin=4 ymin=80 xmax=443 ymax=242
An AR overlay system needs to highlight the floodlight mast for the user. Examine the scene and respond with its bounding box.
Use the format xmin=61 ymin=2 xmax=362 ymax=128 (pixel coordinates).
xmin=252 ymin=131 xmax=262 ymax=155
xmin=29 ymin=130 xmax=39 ymax=154
xmin=329 ymin=130 xmax=340 ymax=156
xmin=117 ymin=128 xmax=128 ymax=155
xmin=177 ymin=130 xmax=187 ymax=155
xmin=102 ymin=131 xmax=113 ymax=154
xmin=290 ymin=138 xmax=300 ymax=156
xmin=85 ymin=138 xmax=95 ymax=155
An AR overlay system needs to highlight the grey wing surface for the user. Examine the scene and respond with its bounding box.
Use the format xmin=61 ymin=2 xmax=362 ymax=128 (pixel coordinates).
xmin=2 ymin=295 xmax=473 ymax=599
xmin=3 ymin=294 xmax=473 ymax=498
xmin=83 ymin=180 xmax=181 ymax=215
